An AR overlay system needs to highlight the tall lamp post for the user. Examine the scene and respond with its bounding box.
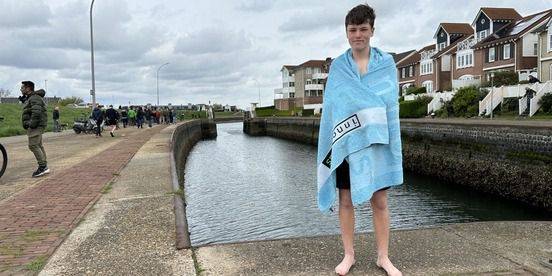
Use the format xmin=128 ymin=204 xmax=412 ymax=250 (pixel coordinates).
xmin=254 ymin=79 xmax=261 ymax=107
xmin=90 ymin=0 xmax=96 ymax=107
xmin=490 ymin=72 xmax=494 ymax=120
xmin=157 ymin=62 xmax=170 ymax=106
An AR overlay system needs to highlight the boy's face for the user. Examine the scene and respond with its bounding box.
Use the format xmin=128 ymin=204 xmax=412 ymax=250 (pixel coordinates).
xmin=346 ymin=22 xmax=373 ymax=52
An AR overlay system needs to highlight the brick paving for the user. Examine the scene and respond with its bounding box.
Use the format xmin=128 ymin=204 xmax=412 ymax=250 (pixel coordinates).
xmin=0 ymin=126 xmax=165 ymax=274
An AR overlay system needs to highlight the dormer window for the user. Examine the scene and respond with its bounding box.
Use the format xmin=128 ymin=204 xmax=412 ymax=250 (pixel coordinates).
xmin=477 ymin=30 xmax=488 ymax=41
xmin=438 ymin=42 xmax=446 ymax=51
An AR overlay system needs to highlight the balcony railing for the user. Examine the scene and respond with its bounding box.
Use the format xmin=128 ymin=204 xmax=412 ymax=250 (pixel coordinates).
xmin=312 ymin=73 xmax=328 ymax=80
xmin=305 ymin=84 xmax=324 ymax=90
xmin=283 ymin=76 xmax=295 ymax=83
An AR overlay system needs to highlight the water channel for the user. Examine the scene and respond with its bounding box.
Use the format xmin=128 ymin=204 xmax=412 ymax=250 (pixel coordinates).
xmin=184 ymin=122 xmax=551 ymax=246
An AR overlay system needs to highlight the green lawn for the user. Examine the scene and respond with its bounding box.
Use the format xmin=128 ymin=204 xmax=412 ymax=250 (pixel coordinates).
xmin=0 ymin=103 xmax=91 ymax=138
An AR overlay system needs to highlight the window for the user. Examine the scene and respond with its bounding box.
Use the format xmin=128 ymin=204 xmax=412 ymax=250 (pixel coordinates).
xmin=306 ymin=67 xmax=312 ymax=74
xmin=534 ymin=43 xmax=538 ymax=56
xmin=289 ymin=82 xmax=294 ymax=87
xmin=313 ymin=67 xmax=321 ymax=74
xmin=477 ymin=30 xmax=488 ymax=41
xmin=421 ymin=61 xmax=433 ymax=75
xmin=289 ymin=93 xmax=295 ymax=98
xmin=503 ymin=44 xmax=510 ymax=59
xmin=489 ymin=47 xmax=495 ymax=62
xmin=306 ymin=80 xmax=312 ymax=85
xmin=438 ymin=42 xmax=446 ymax=51
xmin=409 ymin=66 xmax=414 ymax=77
xmin=401 ymin=68 xmax=406 ymax=78
xmin=422 ymin=81 xmax=433 ymax=93
xmin=456 ymin=51 xmax=474 ymax=69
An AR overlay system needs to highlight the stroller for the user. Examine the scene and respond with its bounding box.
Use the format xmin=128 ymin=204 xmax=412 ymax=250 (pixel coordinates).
xmin=73 ymin=114 xmax=104 ymax=134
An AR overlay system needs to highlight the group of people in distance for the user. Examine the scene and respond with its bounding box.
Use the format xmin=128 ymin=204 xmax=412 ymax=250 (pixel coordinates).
xmin=90 ymin=105 xmax=176 ymax=137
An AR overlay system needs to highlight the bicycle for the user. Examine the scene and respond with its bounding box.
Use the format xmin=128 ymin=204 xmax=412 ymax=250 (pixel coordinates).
xmin=0 ymin=117 xmax=7 ymax=178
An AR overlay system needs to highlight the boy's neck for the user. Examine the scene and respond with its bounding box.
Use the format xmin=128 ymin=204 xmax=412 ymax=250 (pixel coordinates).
xmin=352 ymin=46 xmax=370 ymax=61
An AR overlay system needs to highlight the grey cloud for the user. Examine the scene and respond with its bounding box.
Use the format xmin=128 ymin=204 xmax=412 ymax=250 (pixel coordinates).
xmin=175 ymin=28 xmax=252 ymax=55
xmin=278 ymin=8 xmax=343 ymax=33
xmin=0 ymin=0 xmax=51 ymax=28
xmin=236 ymin=0 xmax=274 ymax=12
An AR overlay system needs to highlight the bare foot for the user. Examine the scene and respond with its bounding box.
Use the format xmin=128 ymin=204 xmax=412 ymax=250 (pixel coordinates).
xmin=335 ymin=254 xmax=356 ymax=275
xmin=376 ymin=256 xmax=402 ymax=276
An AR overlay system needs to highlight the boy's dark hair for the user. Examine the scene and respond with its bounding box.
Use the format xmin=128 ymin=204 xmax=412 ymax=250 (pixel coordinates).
xmin=345 ymin=4 xmax=376 ymax=28
xmin=22 ymin=81 xmax=35 ymax=91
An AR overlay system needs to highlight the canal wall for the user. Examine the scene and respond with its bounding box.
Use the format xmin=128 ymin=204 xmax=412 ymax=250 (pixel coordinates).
xmin=170 ymin=119 xmax=217 ymax=249
xmin=243 ymin=117 xmax=552 ymax=212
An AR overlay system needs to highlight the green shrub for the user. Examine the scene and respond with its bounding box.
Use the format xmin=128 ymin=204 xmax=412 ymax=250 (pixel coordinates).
xmin=500 ymin=98 xmax=519 ymax=113
xmin=450 ymin=86 xmax=485 ymax=117
xmin=538 ymin=93 xmax=552 ymax=114
xmin=302 ymin=109 xmax=314 ymax=117
xmin=399 ymin=96 xmax=432 ymax=118
xmin=405 ymin=86 xmax=426 ymax=95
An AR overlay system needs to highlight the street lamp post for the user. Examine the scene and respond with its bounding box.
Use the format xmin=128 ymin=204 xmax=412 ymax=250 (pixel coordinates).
xmin=90 ymin=0 xmax=96 ymax=107
xmin=156 ymin=62 xmax=170 ymax=106
xmin=254 ymin=79 xmax=261 ymax=107
xmin=490 ymin=72 xmax=494 ymax=120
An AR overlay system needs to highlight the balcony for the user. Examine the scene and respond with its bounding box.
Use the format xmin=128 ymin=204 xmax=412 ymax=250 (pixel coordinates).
xmin=283 ymin=76 xmax=295 ymax=83
xmin=305 ymin=84 xmax=324 ymax=90
xmin=312 ymin=73 xmax=328 ymax=80
xmin=282 ymin=87 xmax=295 ymax=94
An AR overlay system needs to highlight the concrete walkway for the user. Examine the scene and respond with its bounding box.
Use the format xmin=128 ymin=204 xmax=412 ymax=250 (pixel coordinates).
xmin=39 ymin=124 xmax=195 ymax=275
xmin=0 ymin=125 xmax=171 ymax=275
xmin=2 ymin=121 xmax=550 ymax=275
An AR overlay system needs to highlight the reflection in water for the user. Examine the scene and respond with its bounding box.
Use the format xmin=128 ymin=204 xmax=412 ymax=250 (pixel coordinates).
xmin=185 ymin=122 xmax=551 ymax=246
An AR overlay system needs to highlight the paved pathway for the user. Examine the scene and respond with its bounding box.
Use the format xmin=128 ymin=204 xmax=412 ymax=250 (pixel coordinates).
xmin=0 ymin=126 xmax=165 ymax=275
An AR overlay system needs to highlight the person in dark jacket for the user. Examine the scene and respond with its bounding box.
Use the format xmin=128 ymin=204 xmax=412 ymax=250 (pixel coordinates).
xmin=145 ymin=107 xmax=153 ymax=128
xmin=136 ymin=107 xmax=144 ymax=128
xmin=105 ymin=105 xmax=119 ymax=137
xmin=121 ymin=108 xmax=128 ymax=128
xmin=20 ymin=81 xmax=50 ymax=177
xmin=53 ymin=106 xmax=60 ymax=132
xmin=91 ymin=105 xmax=104 ymax=137
xmin=528 ymin=75 xmax=541 ymax=84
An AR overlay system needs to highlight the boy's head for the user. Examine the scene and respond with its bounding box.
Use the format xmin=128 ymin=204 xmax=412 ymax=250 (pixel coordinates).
xmin=345 ymin=4 xmax=376 ymax=52
xmin=345 ymin=4 xmax=376 ymax=29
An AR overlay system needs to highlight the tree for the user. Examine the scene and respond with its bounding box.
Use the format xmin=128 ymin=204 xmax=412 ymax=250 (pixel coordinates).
xmin=0 ymin=88 xmax=11 ymax=97
xmin=59 ymin=96 xmax=84 ymax=106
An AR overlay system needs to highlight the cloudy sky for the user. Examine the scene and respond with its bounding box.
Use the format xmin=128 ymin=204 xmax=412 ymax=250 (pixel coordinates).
xmin=0 ymin=0 xmax=550 ymax=109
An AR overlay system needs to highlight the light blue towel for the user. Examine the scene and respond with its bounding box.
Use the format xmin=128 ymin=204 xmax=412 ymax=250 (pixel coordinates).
xmin=317 ymin=47 xmax=403 ymax=213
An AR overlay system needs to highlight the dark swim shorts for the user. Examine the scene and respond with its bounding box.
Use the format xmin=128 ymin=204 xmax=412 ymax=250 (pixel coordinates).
xmin=335 ymin=160 xmax=390 ymax=192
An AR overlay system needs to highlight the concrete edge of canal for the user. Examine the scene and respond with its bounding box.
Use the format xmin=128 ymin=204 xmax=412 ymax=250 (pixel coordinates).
xmin=170 ymin=119 xmax=218 ymax=249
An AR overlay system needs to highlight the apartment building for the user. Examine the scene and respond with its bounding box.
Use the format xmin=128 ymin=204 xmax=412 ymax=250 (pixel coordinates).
xmin=274 ymin=59 xmax=331 ymax=111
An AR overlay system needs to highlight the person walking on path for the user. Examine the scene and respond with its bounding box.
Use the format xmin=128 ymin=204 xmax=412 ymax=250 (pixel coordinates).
xmin=121 ymin=108 xmax=128 ymax=128
xmin=169 ymin=108 xmax=174 ymax=124
xmin=136 ymin=106 xmax=144 ymax=129
xmin=20 ymin=81 xmax=50 ymax=177
xmin=145 ymin=107 xmax=153 ymax=128
xmin=128 ymin=107 xmax=136 ymax=126
xmin=91 ymin=105 xmax=104 ymax=137
xmin=155 ymin=108 xmax=161 ymax=124
xmin=53 ymin=106 xmax=61 ymax=132
xmin=105 ymin=105 xmax=119 ymax=137
xmin=317 ymin=5 xmax=403 ymax=276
